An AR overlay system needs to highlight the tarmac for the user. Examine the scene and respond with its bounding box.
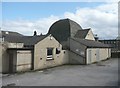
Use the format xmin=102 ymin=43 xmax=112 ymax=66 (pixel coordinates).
xmin=1 ymin=58 xmax=119 ymax=86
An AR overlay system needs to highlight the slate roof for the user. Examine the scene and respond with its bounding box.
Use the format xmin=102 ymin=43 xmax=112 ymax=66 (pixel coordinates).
xmin=1 ymin=31 xmax=23 ymax=37
xmin=74 ymin=29 xmax=90 ymax=39
xmin=72 ymin=38 xmax=111 ymax=48
xmin=21 ymin=35 xmax=46 ymax=46
xmin=48 ymin=18 xmax=83 ymax=42
xmin=1 ymin=31 xmax=46 ymax=46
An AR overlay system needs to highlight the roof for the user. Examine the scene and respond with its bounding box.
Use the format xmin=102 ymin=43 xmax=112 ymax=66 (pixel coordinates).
xmin=1 ymin=31 xmax=23 ymax=37
xmin=48 ymin=18 xmax=83 ymax=42
xmin=7 ymin=47 xmax=34 ymax=50
xmin=1 ymin=31 xmax=46 ymax=46
xmin=5 ymin=35 xmax=46 ymax=46
xmin=71 ymin=38 xmax=111 ymax=48
xmin=74 ymin=29 xmax=90 ymax=39
xmin=1 ymin=31 xmax=23 ymax=42
xmin=22 ymin=35 xmax=46 ymax=46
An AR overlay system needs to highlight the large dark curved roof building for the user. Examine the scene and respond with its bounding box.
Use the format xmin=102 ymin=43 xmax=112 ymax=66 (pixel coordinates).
xmin=48 ymin=18 xmax=83 ymax=42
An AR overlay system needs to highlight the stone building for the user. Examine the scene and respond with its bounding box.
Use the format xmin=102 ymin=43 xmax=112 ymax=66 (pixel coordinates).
xmin=0 ymin=18 xmax=111 ymax=73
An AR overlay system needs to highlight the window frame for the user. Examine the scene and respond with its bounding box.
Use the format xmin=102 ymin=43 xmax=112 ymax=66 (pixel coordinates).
xmin=46 ymin=48 xmax=54 ymax=60
xmin=56 ymin=48 xmax=60 ymax=54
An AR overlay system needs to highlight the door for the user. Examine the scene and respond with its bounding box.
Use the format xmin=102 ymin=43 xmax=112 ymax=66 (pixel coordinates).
xmin=17 ymin=51 xmax=32 ymax=72
xmin=96 ymin=49 xmax=99 ymax=62
xmin=9 ymin=53 xmax=14 ymax=73
xmin=88 ymin=50 xmax=92 ymax=64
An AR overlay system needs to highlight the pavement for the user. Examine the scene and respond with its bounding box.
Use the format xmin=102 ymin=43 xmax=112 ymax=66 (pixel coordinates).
xmin=1 ymin=58 xmax=119 ymax=86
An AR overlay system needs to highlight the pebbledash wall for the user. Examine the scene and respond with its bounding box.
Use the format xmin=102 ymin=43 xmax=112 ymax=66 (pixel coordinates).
xmin=34 ymin=35 xmax=69 ymax=70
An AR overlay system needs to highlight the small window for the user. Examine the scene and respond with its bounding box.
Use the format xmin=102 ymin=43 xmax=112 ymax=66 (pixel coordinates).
xmin=47 ymin=48 xmax=53 ymax=60
xmin=56 ymin=48 xmax=60 ymax=54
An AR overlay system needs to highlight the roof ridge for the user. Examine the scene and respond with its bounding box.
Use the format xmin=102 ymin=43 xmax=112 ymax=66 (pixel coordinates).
xmin=83 ymin=28 xmax=91 ymax=30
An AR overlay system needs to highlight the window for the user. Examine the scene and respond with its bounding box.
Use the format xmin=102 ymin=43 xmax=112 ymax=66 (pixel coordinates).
xmin=56 ymin=48 xmax=60 ymax=54
xmin=47 ymin=48 xmax=53 ymax=60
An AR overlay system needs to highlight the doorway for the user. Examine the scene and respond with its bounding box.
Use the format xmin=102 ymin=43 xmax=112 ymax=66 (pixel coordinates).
xmin=96 ymin=49 xmax=100 ymax=62
xmin=88 ymin=50 xmax=92 ymax=64
xmin=9 ymin=53 xmax=14 ymax=73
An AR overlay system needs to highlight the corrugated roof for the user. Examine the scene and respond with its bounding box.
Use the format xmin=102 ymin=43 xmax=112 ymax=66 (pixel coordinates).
xmin=74 ymin=29 xmax=90 ymax=39
xmin=71 ymin=38 xmax=111 ymax=48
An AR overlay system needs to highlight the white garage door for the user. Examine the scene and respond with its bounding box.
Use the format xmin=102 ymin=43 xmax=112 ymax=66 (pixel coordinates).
xmin=17 ymin=50 xmax=32 ymax=72
xmin=87 ymin=49 xmax=92 ymax=64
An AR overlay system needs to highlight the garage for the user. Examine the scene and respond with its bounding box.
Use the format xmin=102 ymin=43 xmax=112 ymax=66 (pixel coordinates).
xmin=8 ymin=48 xmax=33 ymax=73
xmin=86 ymin=48 xmax=111 ymax=64
xmin=69 ymin=38 xmax=111 ymax=65
xmin=16 ymin=50 xmax=32 ymax=72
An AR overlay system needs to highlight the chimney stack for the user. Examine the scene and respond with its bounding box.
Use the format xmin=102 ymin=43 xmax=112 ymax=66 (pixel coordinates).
xmin=94 ymin=34 xmax=99 ymax=41
xmin=34 ymin=31 xmax=37 ymax=36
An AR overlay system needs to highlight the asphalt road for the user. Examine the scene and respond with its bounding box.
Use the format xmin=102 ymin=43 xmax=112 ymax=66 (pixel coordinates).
xmin=2 ymin=58 xmax=118 ymax=86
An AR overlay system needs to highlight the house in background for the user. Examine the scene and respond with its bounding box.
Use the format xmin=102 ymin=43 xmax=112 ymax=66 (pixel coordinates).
xmin=0 ymin=18 xmax=111 ymax=73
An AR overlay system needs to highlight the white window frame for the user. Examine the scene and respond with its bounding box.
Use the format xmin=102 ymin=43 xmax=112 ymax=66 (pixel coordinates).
xmin=47 ymin=48 xmax=54 ymax=60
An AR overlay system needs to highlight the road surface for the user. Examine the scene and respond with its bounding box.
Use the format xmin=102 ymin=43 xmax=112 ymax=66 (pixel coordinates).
xmin=2 ymin=58 xmax=118 ymax=86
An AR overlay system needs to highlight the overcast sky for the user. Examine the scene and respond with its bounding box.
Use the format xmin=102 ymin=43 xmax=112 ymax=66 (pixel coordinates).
xmin=1 ymin=1 xmax=119 ymax=39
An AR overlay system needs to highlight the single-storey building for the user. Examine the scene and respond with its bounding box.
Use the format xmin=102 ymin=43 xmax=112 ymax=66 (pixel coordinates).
xmin=34 ymin=34 xmax=69 ymax=70
xmin=7 ymin=47 xmax=33 ymax=73
xmin=0 ymin=31 xmax=33 ymax=73
xmin=69 ymin=38 xmax=111 ymax=64
xmin=48 ymin=19 xmax=111 ymax=65
xmin=1 ymin=31 xmax=69 ymax=73
xmin=1 ymin=18 xmax=111 ymax=73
